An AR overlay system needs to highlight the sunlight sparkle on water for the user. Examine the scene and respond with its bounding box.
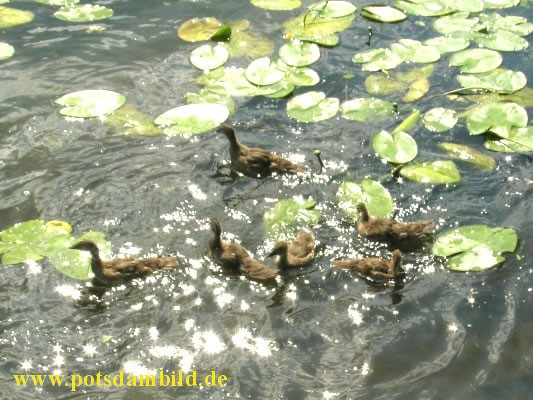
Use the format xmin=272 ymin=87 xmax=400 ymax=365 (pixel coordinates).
xmin=122 ymin=360 xmax=156 ymax=376
xmin=54 ymin=284 xmax=81 ymax=300
xmin=232 ymin=328 xmax=277 ymax=357
xmin=323 ymin=390 xmax=339 ymax=399
xmin=82 ymin=344 xmax=98 ymax=356
xmin=348 ymin=304 xmax=363 ymax=325
xmin=191 ymin=331 xmax=226 ymax=354
xmin=448 ymin=323 xmax=459 ymax=332
xmin=20 ymin=360 xmax=32 ymax=370
xmin=25 ymin=260 xmax=42 ymax=275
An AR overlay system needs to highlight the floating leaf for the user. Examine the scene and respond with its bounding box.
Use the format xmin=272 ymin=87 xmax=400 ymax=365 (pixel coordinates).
xmin=35 ymin=0 xmax=80 ymax=5
xmin=0 ymin=6 xmax=34 ymax=28
xmin=210 ymin=24 xmax=231 ymax=42
xmin=372 ymin=130 xmax=418 ymax=164
xmin=403 ymin=79 xmax=430 ymax=102
xmin=432 ymin=12 xmax=479 ymax=35
xmin=244 ymin=57 xmax=285 ymax=86
xmin=361 ymin=5 xmax=407 ymax=23
xmin=473 ymin=30 xmax=528 ymax=52
xmin=337 ymin=179 xmax=393 ymax=219
xmin=477 ymin=13 xmax=533 ymax=37
xmin=390 ymin=39 xmax=441 ymax=63
xmin=286 ymin=91 xmax=339 ymax=122
xmin=365 ymin=74 xmax=406 ymax=95
xmin=392 ymin=109 xmax=420 ymax=133
xmin=307 ymin=0 xmax=356 ymax=18
xmin=277 ymin=61 xmax=320 ymax=86
xmin=190 ymin=44 xmax=229 ymax=70
xmin=466 ymin=102 xmax=528 ymax=137
xmin=400 ymin=161 xmax=461 ymax=184
xmin=456 ymin=68 xmax=526 ymax=93
xmin=353 ymin=48 xmax=403 ymax=71
xmin=0 ymin=41 xmax=14 ymax=60
xmin=449 ymin=48 xmax=502 ymax=74
xmin=104 ymin=104 xmax=162 ymax=136
xmin=423 ymin=36 xmax=470 ymax=53
xmin=438 ymin=142 xmax=496 ymax=171
xmin=55 ymin=90 xmax=126 ymax=118
xmin=224 ymin=28 xmax=274 ymax=58
xmin=206 ymin=67 xmax=286 ymax=97
xmin=422 ymin=107 xmax=458 ymax=132
xmin=483 ymin=0 xmax=519 ymax=9
xmin=154 ymin=103 xmax=229 ymax=135
xmin=264 ymin=197 xmax=321 ymax=241
xmin=446 ymin=0 xmax=484 ymax=12
xmin=394 ymin=0 xmax=450 ymax=16
xmin=484 ymin=126 xmax=533 ymax=153
xmin=279 ymin=40 xmax=320 ymax=67
xmin=54 ymin=4 xmax=113 ymax=22
xmin=178 ymin=17 xmax=222 ymax=42
xmin=186 ymin=88 xmax=235 ymax=115
xmin=291 ymin=33 xmax=339 ymax=47
xmin=251 ymin=0 xmax=301 ymax=10
xmin=340 ymin=98 xmax=396 ymax=122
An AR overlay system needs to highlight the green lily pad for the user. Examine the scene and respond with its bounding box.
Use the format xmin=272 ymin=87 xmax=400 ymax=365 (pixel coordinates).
xmin=400 ymin=160 xmax=461 ymax=184
xmin=277 ymin=61 xmax=320 ymax=86
xmin=433 ymin=224 xmax=517 ymax=271
xmin=190 ymin=44 xmax=229 ymax=70
xmin=0 ymin=6 xmax=34 ymax=29
xmin=477 ymin=13 xmax=533 ymax=37
xmin=244 ymin=57 xmax=285 ymax=86
xmin=291 ymin=33 xmax=339 ymax=47
xmin=279 ymin=40 xmax=320 ymax=67
xmin=0 ymin=41 xmax=14 ymax=60
xmin=224 ymin=28 xmax=274 ymax=58
xmin=473 ymin=30 xmax=528 ymax=52
xmin=423 ymin=36 xmax=470 ymax=53
xmin=432 ymin=12 xmax=479 ymax=35
xmin=34 ymin=0 xmax=80 ymax=5
xmin=263 ymin=197 xmax=321 ymax=241
xmin=466 ymin=102 xmax=528 ymax=137
xmin=403 ymin=79 xmax=430 ymax=102
xmin=337 ymin=179 xmax=394 ymax=219
xmin=206 ymin=67 xmax=285 ymax=97
xmin=178 ymin=17 xmax=222 ymax=42
xmin=422 ymin=107 xmax=458 ymax=132
xmin=365 ymin=74 xmax=406 ymax=96
xmin=438 ymin=142 xmax=496 ymax=171
xmin=287 ymin=91 xmax=339 ymax=122
xmin=456 ymin=68 xmax=526 ymax=93
xmin=154 ymin=103 xmax=229 ymax=135
xmin=55 ymin=90 xmax=126 ymax=118
xmin=353 ymin=48 xmax=403 ymax=71
xmin=251 ymin=0 xmax=301 ymax=10
xmin=449 ymin=48 xmax=502 ymax=74
xmin=54 ymin=4 xmax=113 ymax=22
xmin=372 ymin=130 xmax=418 ymax=164
xmin=307 ymin=0 xmax=356 ymax=18
xmin=484 ymin=126 xmax=533 ymax=153
xmin=186 ymin=88 xmax=235 ymax=115
xmin=483 ymin=0 xmax=519 ymax=8
xmin=104 ymin=104 xmax=163 ymax=136
xmin=446 ymin=0 xmax=484 ymax=12
xmin=210 ymin=24 xmax=231 ymax=42
xmin=361 ymin=5 xmax=407 ymax=23
xmin=462 ymin=87 xmax=533 ymax=109
xmin=264 ymin=81 xmax=295 ymax=98
xmin=340 ymin=98 xmax=396 ymax=122
xmin=393 ymin=0 xmax=450 ymax=16
xmin=390 ymin=39 xmax=441 ymax=63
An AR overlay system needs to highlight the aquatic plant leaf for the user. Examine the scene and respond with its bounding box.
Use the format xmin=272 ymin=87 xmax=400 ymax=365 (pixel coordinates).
xmin=186 ymin=88 xmax=235 ymax=115
xmin=210 ymin=25 xmax=231 ymax=41
xmin=447 ymin=246 xmax=505 ymax=271
xmin=264 ymin=81 xmax=295 ymax=98
xmin=340 ymin=98 xmax=396 ymax=122
xmin=279 ymin=40 xmax=320 ymax=67
xmin=104 ymin=104 xmax=163 ymax=136
xmin=422 ymin=107 xmax=458 ymax=132
xmin=251 ymin=0 xmax=301 ymax=10
xmin=206 ymin=67 xmax=285 ymax=97
xmin=283 ymin=4 xmax=355 ymax=39
xmin=361 ymin=5 xmax=407 ymax=22
xmin=54 ymin=4 xmax=113 ymax=22
xmin=483 ymin=126 xmax=533 ymax=153
xmin=400 ymin=161 xmax=461 ymax=184
xmin=224 ymin=29 xmax=274 ymax=58
xmin=372 ymin=130 xmax=418 ymax=164
xmin=466 ymin=102 xmax=528 ymax=137
xmin=353 ymin=48 xmax=403 ymax=72
xmin=392 ymin=109 xmax=420 ymax=133
xmin=456 ymin=69 xmax=526 ymax=93
xmin=477 ymin=13 xmax=533 ymax=37
xmin=446 ymin=0 xmax=484 ymax=12
xmin=390 ymin=39 xmax=441 ymax=63
xmin=423 ymin=36 xmax=470 ymax=53
xmin=34 ymin=0 xmax=80 ymax=5
xmin=337 ymin=179 xmax=393 ymax=219
xmin=473 ymin=30 xmax=528 ymax=52
xmin=276 ymin=61 xmax=320 ymax=86
xmin=190 ymin=44 xmax=229 ymax=70
xmin=286 ymin=91 xmax=339 ymax=122
xmin=178 ymin=17 xmax=222 ymax=42
xmin=244 ymin=57 xmax=285 ymax=86
xmin=0 ymin=6 xmax=34 ymax=28
xmin=55 ymin=90 xmax=126 ymax=118
xmin=393 ymin=0 xmax=450 ymax=16
xmin=432 ymin=12 xmax=479 ymax=35
xmin=449 ymin=49 xmax=502 ymax=73
xmin=291 ymin=33 xmax=339 ymax=47
xmin=263 ymin=197 xmax=321 ymax=241
xmin=154 ymin=103 xmax=229 ymax=135
xmin=461 ymin=87 xmax=533 ymax=109
xmin=365 ymin=74 xmax=406 ymax=95
xmin=483 ymin=0 xmax=519 ymax=8
xmin=438 ymin=142 xmax=496 ymax=171
xmin=403 ymin=79 xmax=430 ymax=102
xmin=0 ymin=41 xmax=14 ymax=60
xmin=307 ymin=0 xmax=356 ymax=18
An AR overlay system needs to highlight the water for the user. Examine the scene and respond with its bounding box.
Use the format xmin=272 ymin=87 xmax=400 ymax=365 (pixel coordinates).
xmin=1 ymin=1 xmax=532 ymax=399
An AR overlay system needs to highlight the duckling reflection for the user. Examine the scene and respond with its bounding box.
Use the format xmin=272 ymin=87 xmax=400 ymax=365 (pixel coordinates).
xmin=333 ymin=250 xmax=404 ymax=282
xmin=217 ymin=124 xmax=306 ymax=178
xmin=267 ymin=230 xmax=315 ymax=269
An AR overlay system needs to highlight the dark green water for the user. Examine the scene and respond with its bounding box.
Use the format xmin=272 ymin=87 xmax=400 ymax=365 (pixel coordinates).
xmin=1 ymin=1 xmax=532 ymax=399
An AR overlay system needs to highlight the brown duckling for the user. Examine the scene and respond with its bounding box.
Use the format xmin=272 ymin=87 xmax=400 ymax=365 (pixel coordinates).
xmin=70 ymin=240 xmax=177 ymax=286
xmin=332 ymin=250 xmax=403 ymax=281
xmin=268 ymin=230 xmax=315 ymax=269
xmin=217 ymin=124 xmax=306 ymax=177
xmin=208 ymin=217 xmax=277 ymax=282
xmin=356 ymin=203 xmax=433 ymax=240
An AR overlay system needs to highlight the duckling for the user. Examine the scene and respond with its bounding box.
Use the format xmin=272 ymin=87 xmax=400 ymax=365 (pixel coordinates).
xmin=208 ymin=217 xmax=277 ymax=282
xmin=217 ymin=124 xmax=306 ymax=177
xmin=332 ymin=250 xmax=403 ymax=281
xmin=356 ymin=203 xmax=433 ymax=240
xmin=70 ymin=240 xmax=177 ymax=286
xmin=268 ymin=230 xmax=315 ymax=269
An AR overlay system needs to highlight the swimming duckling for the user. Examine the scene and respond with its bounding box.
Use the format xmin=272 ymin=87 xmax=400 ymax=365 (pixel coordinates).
xmin=217 ymin=124 xmax=306 ymax=177
xmin=332 ymin=250 xmax=403 ymax=281
xmin=208 ymin=217 xmax=277 ymax=282
xmin=268 ymin=230 xmax=315 ymax=269
xmin=356 ymin=203 xmax=433 ymax=240
xmin=70 ymin=240 xmax=177 ymax=286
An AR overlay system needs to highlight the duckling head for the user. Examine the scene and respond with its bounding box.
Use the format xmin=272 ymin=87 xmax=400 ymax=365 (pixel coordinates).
xmin=70 ymin=240 xmax=99 ymax=253
xmin=216 ymin=124 xmax=236 ymax=138
xmin=209 ymin=217 xmax=222 ymax=237
xmin=267 ymin=241 xmax=289 ymax=257
xmin=356 ymin=203 xmax=370 ymax=221
xmin=391 ymin=250 xmax=403 ymax=273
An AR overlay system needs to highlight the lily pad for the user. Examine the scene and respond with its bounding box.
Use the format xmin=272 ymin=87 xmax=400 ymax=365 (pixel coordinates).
xmin=422 ymin=107 xmax=458 ymax=132
xmin=178 ymin=17 xmax=222 ymax=42
xmin=307 ymin=1 xmax=356 ymax=18
xmin=206 ymin=67 xmax=285 ymax=97
xmin=154 ymin=103 xmax=229 ymax=135
xmin=54 ymin=4 xmax=113 ymax=22
xmin=483 ymin=0 xmax=519 ymax=9
xmin=277 ymin=62 xmax=320 ymax=86
xmin=251 ymin=0 xmax=301 ymax=10
xmin=244 ymin=57 xmax=285 ymax=86
xmin=372 ymin=130 xmax=418 ymax=164
xmin=340 ymin=98 xmax=397 ymax=122
xmin=456 ymin=69 xmax=526 ymax=93
xmin=0 ymin=41 xmax=14 ymax=60
xmin=393 ymin=0 xmax=450 ymax=17
xmin=400 ymin=160 xmax=461 ymax=184
xmin=190 ymin=44 xmax=229 ymax=70
xmin=55 ymin=90 xmax=126 ymax=118
xmin=390 ymin=39 xmax=441 ymax=63
xmin=263 ymin=197 xmax=321 ymax=241
xmin=473 ymin=30 xmax=528 ymax=52
xmin=403 ymin=79 xmax=430 ymax=102
xmin=353 ymin=48 xmax=403 ymax=71
xmin=185 ymin=88 xmax=235 ymax=115
xmin=337 ymin=179 xmax=394 ymax=219
xmin=466 ymin=102 xmax=528 ymax=137
xmin=438 ymin=142 xmax=496 ymax=171
xmin=0 ymin=6 xmax=34 ymax=28
xmin=361 ymin=5 xmax=407 ymax=23
xmin=433 ymin=12 xmax=479 ymax=35
xmin=449 ymin=48 xmax=502 ymax=74
xmin=484 ymin=126 xmax=533 ymax=153
xmin=34 ymin=0 xmax=79 ymax=5
xmin=224 ymin=28 xmax=274 ymax=58
xmin=423 ymin=36 xmax=470 ymax=53
xmin=446 ymin=0 xmax=484 ymax=12
xmin=279 ymin=40 xmax=320 ymax=67
xmin=365 ymin=74 xmax=406 ymax=95
xmin=433 ymin=225 xmax=517 ymax=271
xmin=286 ymin=91 xmax=339 ymax=122
xmin=477 ymin=13 xmax=533 ymax=37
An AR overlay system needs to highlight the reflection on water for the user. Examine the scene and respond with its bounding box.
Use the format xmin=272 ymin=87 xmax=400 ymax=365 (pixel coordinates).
xmin=1 ymin=1 xmax=532 ymax=399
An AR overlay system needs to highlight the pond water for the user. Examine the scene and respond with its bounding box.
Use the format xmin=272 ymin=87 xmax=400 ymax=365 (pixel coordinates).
xmin=1 ymin=0 xmax=532 ymax=399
